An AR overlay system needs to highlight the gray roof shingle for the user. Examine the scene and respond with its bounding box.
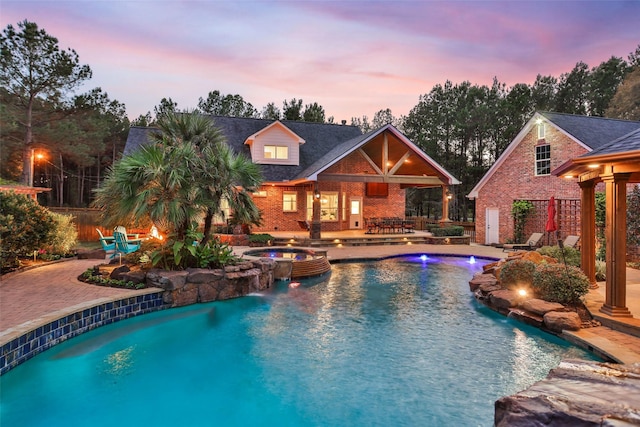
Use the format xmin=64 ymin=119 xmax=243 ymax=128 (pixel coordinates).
xmin=581 ymin=127 xmax=640 ymax=158
xmin=541 ymin=112 xmax=640 ymax=150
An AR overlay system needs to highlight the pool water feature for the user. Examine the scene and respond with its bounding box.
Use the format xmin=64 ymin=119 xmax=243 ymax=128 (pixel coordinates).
xmin=244 ymin=247 xmax=331 ymax=279
xmin=0 ymin=255 xmax=597 ymax=427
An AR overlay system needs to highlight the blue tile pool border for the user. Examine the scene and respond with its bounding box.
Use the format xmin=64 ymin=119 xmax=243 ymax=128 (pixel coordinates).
xmin=0 ymin=291 xmax=166 ymax=375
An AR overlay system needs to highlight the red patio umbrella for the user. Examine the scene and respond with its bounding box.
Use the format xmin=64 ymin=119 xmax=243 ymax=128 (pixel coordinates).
xmin=545 ymin=196 xmax=557 ymax=244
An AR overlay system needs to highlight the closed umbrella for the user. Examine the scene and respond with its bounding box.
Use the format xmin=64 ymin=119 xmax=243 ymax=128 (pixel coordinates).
xmin=545 ymin=196 xmax=557 ymax=244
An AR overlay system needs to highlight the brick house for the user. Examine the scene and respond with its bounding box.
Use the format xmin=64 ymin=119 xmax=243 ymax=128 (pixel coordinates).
xmin=467 ymin=112 xmax=640 ymax=245
xmin=124 ymin=116 xmax=459 ymax=236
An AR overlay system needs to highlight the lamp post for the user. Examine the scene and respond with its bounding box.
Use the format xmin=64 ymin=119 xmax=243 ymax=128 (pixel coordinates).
xmin=29 ymin=149 xmax=44 ymax=187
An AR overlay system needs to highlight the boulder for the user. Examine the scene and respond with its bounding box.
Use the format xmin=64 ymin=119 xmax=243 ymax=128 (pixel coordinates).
xmin=469 ymin=273 xmax=498 ymax=292
xmin=120 ymin=270 xmax=147 ymax=285
xmin=543 ymin=311 xmax=582 ymax=332
xmin=507 ymin=308 xmax=543 ymax=328
xmin=146 ymin=270 xmax=189 ymax=290
xmin=489 ymin=289 xmax=520 ymax=310
xmin=521 ymin=299 xmax=566 ymax=315
xmin=109 ymin=265 xmax=130 ymax=280
xmin=495 ymin=360 xmax=640 ymax=427
xmin=186 ymin=268 xmax=224 ymax=284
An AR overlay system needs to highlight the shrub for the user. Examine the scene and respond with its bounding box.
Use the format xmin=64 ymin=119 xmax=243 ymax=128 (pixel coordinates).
xmin=537 ymin=245 xmax=581 ymax=267
xmin=150 ymin=227 xmax=239 ymax=270
xmin=0 ymin=192 xmax=55 ymax=270
xmin=41 ymin=212 xmax=78 ymax=258
xmin=511 ymin=200 xmax=535 ymax=243
xmin=532 ymin=263 xmax=590 ymax=305
xmin=248 ymin=233 xmax=273 ymax=245
xmin=498 ymin=259 xmax=536 ymax=289
xmin=431 ymin=225 xmax=464 ymax=237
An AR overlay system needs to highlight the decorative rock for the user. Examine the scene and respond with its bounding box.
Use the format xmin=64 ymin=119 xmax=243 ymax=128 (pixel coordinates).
xmin=507 ymin=308 xmax=543 ymax=328
xmin=489 ymin=289 xmax=520 ymax=310
xmin=478 ymin=282 xmax=502 ymax=293
xmin=521 ymin=299 xmax=565 ymax=315
xmin=495 ymin=359 xmax=640 ymax=427
xmin=120 ymin=270 xmax=147 ymax=285
xmin=170 ymin=282 xmax=199 ymax=307
xmin=146 ymin=270 xmax=189 ymax=290
xmin=109 ymin=265 xmax=130 ymax=280
xmin=469 ymin=273 xmax=498 ymax=292
xmin=187 ymin=268 xmax=224 ymax=284
xmin=543 ymin=311 xmax=582 ymax=332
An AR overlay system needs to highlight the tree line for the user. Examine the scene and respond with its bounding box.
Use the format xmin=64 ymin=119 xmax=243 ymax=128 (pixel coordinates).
xmin=1 ymin=19 xmax=638 ymax=212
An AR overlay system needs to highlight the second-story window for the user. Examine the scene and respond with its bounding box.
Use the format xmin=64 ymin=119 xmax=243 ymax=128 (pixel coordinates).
xmin=264 ymin=145 xmax=289 ymax=160
xmin=535 ymin=144 xmax=551 ymax=176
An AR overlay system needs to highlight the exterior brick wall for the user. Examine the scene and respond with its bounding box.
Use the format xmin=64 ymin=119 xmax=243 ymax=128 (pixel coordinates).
xmin=475 ymin=124 xmax=588 ymax=244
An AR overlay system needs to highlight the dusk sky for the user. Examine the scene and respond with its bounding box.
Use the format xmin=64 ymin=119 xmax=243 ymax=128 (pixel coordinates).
xmin=2 ymin=1 xmax=639 ymax=122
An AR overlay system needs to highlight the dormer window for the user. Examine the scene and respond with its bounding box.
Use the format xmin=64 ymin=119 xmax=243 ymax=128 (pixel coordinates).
xmin=245 ymin=121 xmax=303 ymax=165
xmin=535 ymin=144 xmax=551 ymax=176
xmin=264 ymin=145 xmax=289 ymax=160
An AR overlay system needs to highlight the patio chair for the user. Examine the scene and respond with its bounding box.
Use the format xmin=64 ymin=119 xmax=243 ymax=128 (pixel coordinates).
xmin=297 ymin=220 xmax=310 ymax=231
xmin=96 ymin=228 xmax=115 ymax=252
xmin=112 ymin=226 xmax=142 ymax=258
xmin=503 ymin=232 xmax=543 ymax=252
xmin=562 ymin=235 xmax=580 ymax=249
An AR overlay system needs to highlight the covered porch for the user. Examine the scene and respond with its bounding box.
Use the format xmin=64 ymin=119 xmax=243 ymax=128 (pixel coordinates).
xmin=554 ymin=128 xmax=640 ymax=317
xmin=288 ymin=125 xmax=460 ymax=239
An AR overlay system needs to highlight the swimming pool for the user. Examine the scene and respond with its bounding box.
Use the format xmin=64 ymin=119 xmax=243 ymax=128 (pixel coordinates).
xmin=0 ymin=255 xmax=597 ymax=426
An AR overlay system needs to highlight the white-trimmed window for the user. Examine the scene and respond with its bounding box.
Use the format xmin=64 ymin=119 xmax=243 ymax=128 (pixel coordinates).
xmin=283 ymin=192 xmax=297 ymax=212
xmin=264 ymin=145 xmax=289 ymax=160
xmin=306 ymin=192 xmax=314 ymax=221
xmin=306 ymin=192 xmax=338 ymax=221
xmin=252 ymin=190 xmax=267 ymax=197
xmin=535 ymin=144 xmax=551 ymax=176
xmin=320 ymin=192 xmax=338 ymax=221
xmin=342 ymin=193 xmax=346 ymax=221
xmin=537 ymin=122 xmax=545 ymax=140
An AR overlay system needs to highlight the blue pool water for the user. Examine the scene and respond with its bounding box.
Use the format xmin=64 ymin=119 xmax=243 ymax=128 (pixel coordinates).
xmin=0 ymin=255 xmax=597 ymax=427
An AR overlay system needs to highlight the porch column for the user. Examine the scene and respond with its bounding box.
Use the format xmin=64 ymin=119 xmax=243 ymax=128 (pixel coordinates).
xmin=600 ymin=171 xmax=632 ymax=317
xmin=440 ymin=185 xmax=451 ymax=224
xmin=578 ymin=180 xmax=597 ymax=288
xmin=311 ymin=184 xmax=321 ymax=239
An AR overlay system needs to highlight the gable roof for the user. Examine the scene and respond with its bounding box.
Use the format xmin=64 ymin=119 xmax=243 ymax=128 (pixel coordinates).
xmin=244 ymin=120 xmax=305 ymax=145
xmin=296 ymin=124 xmax=460 ymax=185
xmin=467 ymin=112 xmax=640 ymax=199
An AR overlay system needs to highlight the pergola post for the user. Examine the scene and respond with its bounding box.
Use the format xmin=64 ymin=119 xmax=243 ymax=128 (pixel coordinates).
xmin=600 ymin=171 xmax=632 ymax=317
xmin=578 ymin=180 xmax=597 ymax=288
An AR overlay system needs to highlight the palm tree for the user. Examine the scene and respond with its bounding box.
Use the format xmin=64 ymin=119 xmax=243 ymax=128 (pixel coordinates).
xmin=93 ymin=111 xmax=262 ymax=242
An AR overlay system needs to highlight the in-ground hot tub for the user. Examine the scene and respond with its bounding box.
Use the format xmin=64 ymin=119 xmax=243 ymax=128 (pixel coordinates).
xmin=243 ymin=248 xmax=331 ymax=280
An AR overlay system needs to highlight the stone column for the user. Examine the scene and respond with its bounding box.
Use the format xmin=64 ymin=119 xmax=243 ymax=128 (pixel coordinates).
xmin=578 ymin=180 xmax=597 ymax=288
xmin=600 ymin=171 xmax=632 ymax=317
xmin=311 ymin=184 xmax=322 ymax=239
